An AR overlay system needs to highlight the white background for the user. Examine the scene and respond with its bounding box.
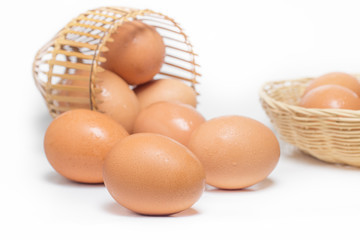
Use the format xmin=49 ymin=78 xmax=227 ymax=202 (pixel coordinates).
xmin=2 ymin=0 xmax=360 ymax=239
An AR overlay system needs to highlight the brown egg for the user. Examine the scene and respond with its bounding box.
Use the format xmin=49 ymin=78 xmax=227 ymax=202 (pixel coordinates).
xmin=61 ymin=70 xmax=139 ymax=133
xmin=187 ymin=115 xmax=280 ymax=190
xmin=101 ymin=20 xmax=165 ymax=85
xmin=103 ymin=133 xmax=205 ymax=215
xmin=44 ymin=109 xmax=129 ymax=183
xmin=134 ymin=78 xmax=197 ymax=110
xmin=303 ymin=72 xmax=360 ymax=96
xmin=58 ymin=77 xmax=89 ymax=110
xmin=133 ymin=101 xmax=205 ymax=145
xmin=299 ymin=85 xmax=360 ymax=109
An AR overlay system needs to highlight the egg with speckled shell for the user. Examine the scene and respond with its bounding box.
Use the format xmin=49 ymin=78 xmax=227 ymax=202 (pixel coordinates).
xmin=133 ymin=101 xmax=205 ymax=145
xmin=103 ymin=133 xmax=205 ymax=215
xmin=44 ymin=109 xmax=129 ymax=183
xmin=187 ymin=115 xmax=280 ymax=189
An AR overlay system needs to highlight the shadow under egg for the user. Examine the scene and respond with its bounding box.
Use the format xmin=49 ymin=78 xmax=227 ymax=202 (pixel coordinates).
xmin=102 ymin=201 xmax=138 ymax=217
xmin=170 ymin=207 xmax=199 ymax=217
xmin=44 ymin=171 xmax=104 ymax=188
xmin=205 ymin=178 xmax=275 ymax=193
xmin=102 ymin=201 xmax=200 ymax=218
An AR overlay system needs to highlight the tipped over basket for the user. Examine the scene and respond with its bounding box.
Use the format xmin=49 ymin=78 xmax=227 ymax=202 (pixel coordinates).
xmin=259 ymin=76 xmax=360 ymax=167
xmin=33 ymin=6 xmax=200 ymax=118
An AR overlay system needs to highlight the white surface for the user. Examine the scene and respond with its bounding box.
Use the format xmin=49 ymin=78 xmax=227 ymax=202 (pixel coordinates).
xmin=2 ymin=0 xmax=360 ymax=239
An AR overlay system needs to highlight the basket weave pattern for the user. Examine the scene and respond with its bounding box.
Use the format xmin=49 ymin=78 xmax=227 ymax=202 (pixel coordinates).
xmin=260 ymin=77 xmax=360 ymax=167
xmin=33 ymin=7 xmax=199 ymax=118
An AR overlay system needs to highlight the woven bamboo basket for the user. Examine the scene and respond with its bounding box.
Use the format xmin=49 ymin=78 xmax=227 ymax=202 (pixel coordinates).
xmin=33 ymin=6 xmax=200 ymax=118
xmin=259 ymin=76 xmax=360 ymax=167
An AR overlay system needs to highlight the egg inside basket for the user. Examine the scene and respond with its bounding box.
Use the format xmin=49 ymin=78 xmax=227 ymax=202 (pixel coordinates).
xmin=33 ymin=6 xmax=200 ymax=118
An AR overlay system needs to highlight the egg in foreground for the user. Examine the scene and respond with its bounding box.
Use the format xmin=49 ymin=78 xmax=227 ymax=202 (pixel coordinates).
xmin=187 ymin=115 xmax=280 ymax=189
xmin=44 ymin=109 xmax=129 ymax=183
xmin=103 ymin=133 xmax=205 ymax=215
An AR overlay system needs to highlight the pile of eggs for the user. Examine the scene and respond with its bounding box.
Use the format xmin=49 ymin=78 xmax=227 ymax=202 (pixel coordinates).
xmin=43 ymin=20 xmax=281 ymax=216
xmin=299 ymin=72 xmax=360 ymax=110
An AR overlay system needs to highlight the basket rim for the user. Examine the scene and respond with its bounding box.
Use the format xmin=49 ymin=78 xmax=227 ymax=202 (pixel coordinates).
xmin=259 ymin=77 xmax=360 ymax=118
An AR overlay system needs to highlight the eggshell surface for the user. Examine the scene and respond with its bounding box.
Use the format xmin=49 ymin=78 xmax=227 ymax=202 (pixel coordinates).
xmin=303 ymin=72 xmax=360 ymax=97
xmin=299 ymin=85 xmax=360 ymax=110
xmin=187 ymin=115 xmax=280 ymax=189
xmin=133 ymin=101 xmax=205 ymax=145
xmin=61 ymin=70 xmax=139 ymax=133
xmin=101 ymin=21 xmax=165 ymax=85
xmin=44 ymin=109 xmax=129 ymax=183
xmin=134 ymin=78 xmax=197 ymax=110
xmin=103 ymin=133 xmax=205 ymax=215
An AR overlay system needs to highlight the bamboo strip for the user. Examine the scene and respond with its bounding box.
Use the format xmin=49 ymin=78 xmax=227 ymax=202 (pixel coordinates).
xmin=162 ymin=36 xmax=186 ymax=44
xmin=152 ymin=25 xmax=182 ymax=34
xmin=47 ymin=94 xmax=97 ymax=104
xmin=77 ymin=16 xmax=114 ymax=25
xmin=143 ymin=12 xmax=169 ymax=21
xmin=165 ymin=45 xmax=198 ymax=56
xmin=55 ymin=49 xmax=106 ymax=62
xmin=64 ymin=30 xmax=103 ymax=39
xmin=50 ymin=84 xmax=102 ymax=93
xmin=163 ymin=61 xmax=201 ymax=76
xmin=83 ymin=11 xmax=118 ymax=20
xmin=45 ymin=72 xmax=91 ymax=81
xmin=139 ymin=17 xmax=175 ymax=27
xmin=47 ymin=60 xmax=93 ymax=71
xmin=166 ymin=54 xmax=200 ymax=67
xmin=57 ymin=39 xmax=98 ymax=50
xmin=158 ymin=71 xmax=199 ymax=83
xmin=99 ymin=6 xmax=132 ymax=14
xmin=68 ymin=22 xmax=109 ymax=33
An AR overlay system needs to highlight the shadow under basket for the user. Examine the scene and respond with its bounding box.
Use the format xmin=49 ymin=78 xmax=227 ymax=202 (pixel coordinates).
xmin=33 ymin=6 xmax=200 ymax=118
xmin=259 ymin=77 xmax=360 ymax=167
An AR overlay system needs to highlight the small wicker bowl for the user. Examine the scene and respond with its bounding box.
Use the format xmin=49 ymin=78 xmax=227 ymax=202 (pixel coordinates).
xmin=259 ymin=76 xmax=360 ymax=167
xmin=33 ymin=6 xmax=200 ymax=118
